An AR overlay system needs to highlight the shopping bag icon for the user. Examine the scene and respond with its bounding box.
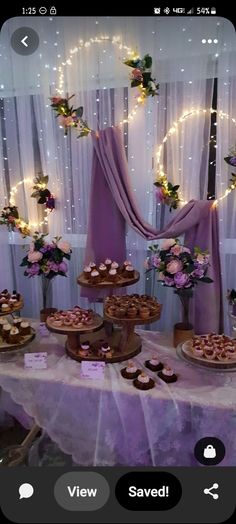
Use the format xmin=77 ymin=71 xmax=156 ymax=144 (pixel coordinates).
xmin=203 ymin=445 xmax=216 ymax=458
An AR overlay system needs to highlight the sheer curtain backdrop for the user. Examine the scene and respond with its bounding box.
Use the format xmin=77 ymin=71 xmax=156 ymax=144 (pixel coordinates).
xmin=0 ymin=16 xmax=235 ymax=331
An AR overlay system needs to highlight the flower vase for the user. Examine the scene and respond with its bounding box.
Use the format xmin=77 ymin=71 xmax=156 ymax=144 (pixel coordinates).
xmin=40 ymin=275 xmax=57 ymax=322
xmin=173 ymin=290 xmax=194 ymax=347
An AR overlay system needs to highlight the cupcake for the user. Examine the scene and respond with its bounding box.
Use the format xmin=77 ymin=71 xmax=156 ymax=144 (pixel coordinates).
xmin=216 ymin=350 xmax=229 ymax=362
xmin=121 ymin=360 xmax=141 ymax=379
xmin=192 ymin=346 xmax=204 ymax=358
xmin=104 ymin=258 xmax=112 ymax=271
xmin=1 ymin=303 xmax=10 ymax=313
xmin=158 ymin=366 xmax=177 ymax=383
xmin=123 ymin=265 xmax=135 ymax=279
xmin=145 ymin=355 xmax=163 ymax=372
xmin=108 ymin=269 xmax=118 ymax=283
xmin=111 ymin=261 xmax=119 ymax=271
xmin=52 ymin=319 xmax=63 ymax=327
xmin=0 ymin=289 xmax=10 ymax=299
xmin=139 ymin=306 xmax=150 ymax=320
xmin=79 ymin=341 xmax=91 ymax=357
xmin=89 ymin=262 xmax=96 ymax=270
xmin=83 ymin=265 xmax=92 ymax=280
xmin=8 ymin=327 xmax=20 ymax=344
xmin=107 ymin=305 xmax=117 ymax=317
xmin=2 ymin=323 xmax=11 ymax=341
xmin=225 ymin=346 xmax=236 ymax=359
xmin=90 ymin=270 xmax=101 ymax=284
xmin=127 ymin=305 xmax=138 ymax=318
xmin=99 ymin=342 xmax=112 ymax=358
xmin=12 ymin=317 xmax=22 ymax=329
xmin=133 ymin=372 xmax=155 ymax=390
xmin=122 ymin=260 xmax=132 ymax=274
xmin=0 ymin=317 xmax=8 ymax=334
xmin=20 ymin=321 xmax=31 ymax=336
xmin=98 ymin=263 xmax=107 ymax=279
xmin=204 ymin=347 xmax=216 ymax=360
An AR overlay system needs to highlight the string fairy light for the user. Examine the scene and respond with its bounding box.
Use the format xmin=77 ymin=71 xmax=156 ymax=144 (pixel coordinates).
xmin=9 ymin=178 xmax=50 ymax=230
xmin=55 ymin=34 xmax=146 ymax=126
xmin=155 ymin=108 xmax=236 ymax=206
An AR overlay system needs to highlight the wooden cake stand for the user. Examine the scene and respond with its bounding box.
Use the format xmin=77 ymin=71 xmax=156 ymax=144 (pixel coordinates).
xmin=77 ymin=270 xmax=140 ymax=290
xmin=46 ymin=314 xmax=104 ymax=359
xmin=0 ymin=301 xmax=24 ymax=317
xmin=0 ymin=328 xmax=35 ymax=353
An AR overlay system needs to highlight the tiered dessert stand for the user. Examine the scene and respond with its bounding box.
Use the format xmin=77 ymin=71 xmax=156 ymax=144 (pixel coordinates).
xmin=0 ymin=301 xmax=35 ymax=353
xmin=70 ymin=270 xmax=162 ymax=363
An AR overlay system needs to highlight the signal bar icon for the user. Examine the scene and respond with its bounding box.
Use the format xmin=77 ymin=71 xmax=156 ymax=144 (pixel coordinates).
xmin=187 ymin=8 xmax=194 ymax=14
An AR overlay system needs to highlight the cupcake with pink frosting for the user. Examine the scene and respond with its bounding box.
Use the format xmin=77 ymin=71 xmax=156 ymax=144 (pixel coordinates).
xmin=158 ymin=366 xmax=177 ymax=383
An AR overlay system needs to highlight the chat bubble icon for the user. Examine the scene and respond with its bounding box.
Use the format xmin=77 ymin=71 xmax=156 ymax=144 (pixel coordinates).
xmin=19 ymin=483 xmax=34 ymax=500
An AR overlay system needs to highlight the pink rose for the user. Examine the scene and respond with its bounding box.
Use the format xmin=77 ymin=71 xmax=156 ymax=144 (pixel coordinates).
xmin=28 ymin=250 xmax=43 ymax=263
xmin=196 ymin=254 xmax=205 ymax=264
xmin=57 ymin=239 xmax=71 ymax=254
xmin=170 ymin=244 xmax=183 ymax=256
xmin=29 ymin=242 xmax=35 ymax=253
xmin=131 ymin=68 xmax=143 ymax=81
xmin=51 ymin=96 xmax=63 ymax=105
xmin=182 ymin=246 xmax=191 ymax=253
xmin=160 ymin=239 xmax=176 ymax=250
xmin=166 ymin=259 xmax=183 ymax=274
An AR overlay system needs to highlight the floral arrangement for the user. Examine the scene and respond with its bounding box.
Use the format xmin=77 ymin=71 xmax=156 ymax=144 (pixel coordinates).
xmin=31 ymin=173 xmax=55 ymax=212
xmin=50 ymin=95 xmax=91 ymax=138
xmin=227 ymin=289 xmax=236 ymax=305
xmin=20 ymin=233 xmax=72 ymax=279
xmin=224 ymin=147 xmax=236 ymax=192
xmin=154 ymin=174 xmax=180 ymax=211
xmin=0 ymin=205 xmax=30 ymax=237
xmin=145 ymin=238 xmax=213 ymax=292
xmin=123 ymin=53 xmax=159 ymax=98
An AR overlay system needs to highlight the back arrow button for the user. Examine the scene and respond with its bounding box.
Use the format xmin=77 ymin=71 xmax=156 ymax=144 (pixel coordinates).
xmin=11 ymin=27 xmax=39 ymax=55
xmin=21 ymin=36 xmax=29 ymax=48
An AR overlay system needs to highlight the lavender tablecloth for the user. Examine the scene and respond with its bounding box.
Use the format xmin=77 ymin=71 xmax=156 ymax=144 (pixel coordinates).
xmin=0 ymin=322 xmax=235 ymax=466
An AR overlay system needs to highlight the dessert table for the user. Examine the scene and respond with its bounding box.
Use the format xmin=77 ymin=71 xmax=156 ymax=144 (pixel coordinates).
xmin=0 ymin=321 xmax=235 ymax=466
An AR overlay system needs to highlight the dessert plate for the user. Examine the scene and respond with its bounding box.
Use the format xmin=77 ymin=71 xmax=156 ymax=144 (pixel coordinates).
xmin=177 ymin=340 xmax=236 ymax=371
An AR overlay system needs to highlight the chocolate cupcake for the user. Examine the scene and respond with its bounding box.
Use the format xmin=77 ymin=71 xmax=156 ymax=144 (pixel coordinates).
xmin=8 ymin=327 xmax=20 ymax=344
xmin=158 ymin=366 xmax=177 ymax=383
xmin=79 ymin=341 xmax=91 ymax=357
xmin=121 ymin=361 xmax=141 ymax=379
xmin=133 ymin=372 xmax=155 ymax=390
xmin=83 ymin=265 xmax=92 ymax=280
xmin=20 ymin=321 xmax=31 ymax=336
xmin=104 ymin=258 xmax=112 ymax=271
xmin=99 ymin=342 xmax=112 ymax=358
xmin=145 ymin=355 xmax=163 ymax=372
xmin=127 ymin=306 xmax=138 ymax=318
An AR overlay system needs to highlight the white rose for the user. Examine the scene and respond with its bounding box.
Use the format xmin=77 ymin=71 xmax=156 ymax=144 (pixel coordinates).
xmin=160 ymin=239 xmax=176 ymax=250
xmin=57 ymin=239 xmax=71 ymax=254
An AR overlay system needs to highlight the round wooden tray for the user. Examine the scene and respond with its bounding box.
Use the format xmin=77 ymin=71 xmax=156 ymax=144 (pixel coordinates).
xmin=177 ymin=340 xmax=236 ymax=371
xmin=0 ymin=301 xmax=24 ymax=317
xmin=77 ymin=270 xmax=140 ymax=289
xmin=0 ymin=327 xmax=35 ymax=353
xmin=103 ymin=306 xmax=162 ymax=326
xmin=46 ymin=313 xmax=104 ymax=335
xmin=66 ymin=328 xmax=142 ymax=363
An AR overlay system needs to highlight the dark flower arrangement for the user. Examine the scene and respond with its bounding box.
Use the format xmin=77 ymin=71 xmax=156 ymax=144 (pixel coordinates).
xmin=50 ymin=95 xmax=91 ymax=138
xmin=227 ymin=289 xmax=236 ymax=305
xmin=154 ymin=174 xmax=180 ymax=211
xmin=31 ymin=173 xmax=55 ymax=212
xmin=123 ymin=53 xmax=159 ymax=98
xmin=224 ymin=147 xmax=236 ymax=191
xmin=0 ymin=205 xmax=30 ymax=237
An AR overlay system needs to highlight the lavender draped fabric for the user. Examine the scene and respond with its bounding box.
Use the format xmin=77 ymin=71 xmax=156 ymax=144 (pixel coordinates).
xmin=83 ymin=127 xmax=222 ymax=333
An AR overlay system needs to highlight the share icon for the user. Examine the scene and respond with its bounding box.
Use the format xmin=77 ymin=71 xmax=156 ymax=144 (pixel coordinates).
xmin=203 ymin=483 xmax=219 ymax=500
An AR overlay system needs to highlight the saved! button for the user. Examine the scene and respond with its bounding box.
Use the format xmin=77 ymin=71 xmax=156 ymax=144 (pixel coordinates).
xmin=115 ymin=472 xmax=182 ymax=511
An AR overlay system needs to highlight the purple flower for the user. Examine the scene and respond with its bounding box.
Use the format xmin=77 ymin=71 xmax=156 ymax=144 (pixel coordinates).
xmin=26 ymin=263 xmax=40 ymax=276
xmin=192 ymin=268 xmax=204 ymax=278
xmin=229 ymin=156 xmax=236 ymax=166
xmin=155 ymin=187 xmax=165 ymax=203
xmin=151 ymin=254 xmax=161 ymax=268
xmin=174 ymin=272 xmax=190 ymax=288
xmin=58 ymin=261 xmax=68 ymax=273
xmin=164 ymin=276 xmax=175 ymax=286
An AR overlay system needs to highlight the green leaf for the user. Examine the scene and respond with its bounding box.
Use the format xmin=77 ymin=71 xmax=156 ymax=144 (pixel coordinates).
xmin=143 ymin=54 xmax=152 ymax=69
xmin=199 ymin=276 xmax=213 ymax=283
xmin=37 ymin=196 xmax=47 ymax=204
xmin=76 ymin=106 xmax=83 ymax=118
xmin=172 ymin=185 xmax=180 ymax=191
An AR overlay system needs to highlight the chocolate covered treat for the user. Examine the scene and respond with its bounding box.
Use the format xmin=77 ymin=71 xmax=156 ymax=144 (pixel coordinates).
xmin=133 ymin=372 xmax=155 ymax=390
xmin=158 ymin=366 xmax=177 ymax=383
xmin=121 ymin=360 xmax=141 ymax=379
xmin=145 ymin=355 xmax=163 ymax=372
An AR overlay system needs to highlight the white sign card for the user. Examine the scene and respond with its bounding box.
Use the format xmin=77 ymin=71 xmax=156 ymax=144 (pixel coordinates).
xmin=80 ymin=361 xmax=105 ymax=379
xmin=24 ymin=352 xmax=48 ymax=370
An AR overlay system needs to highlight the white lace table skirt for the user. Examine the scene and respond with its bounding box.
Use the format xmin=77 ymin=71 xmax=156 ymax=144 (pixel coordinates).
xmin=0 ymin=325 xmax=235 ymax=466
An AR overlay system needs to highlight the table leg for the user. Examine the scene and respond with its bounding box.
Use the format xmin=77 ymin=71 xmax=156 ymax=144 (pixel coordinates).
xmin=67 ymin=333 xmax=80 ymax=351
xmin=119 ymin=323 xmax=135 ymax=352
